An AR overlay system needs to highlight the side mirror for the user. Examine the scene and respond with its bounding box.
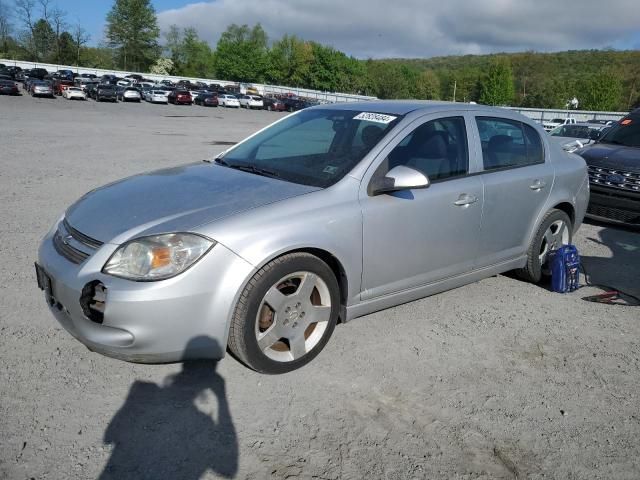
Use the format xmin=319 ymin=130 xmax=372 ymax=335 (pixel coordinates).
xmin=370 ymin=165 xmax=430 ymax=196
xmin=588 ymin=130 xmax=601 ymax=141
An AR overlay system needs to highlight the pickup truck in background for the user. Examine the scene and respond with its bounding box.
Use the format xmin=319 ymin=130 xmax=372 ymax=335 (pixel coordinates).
xmin=543 ymin=117 xmax=576 ymax=132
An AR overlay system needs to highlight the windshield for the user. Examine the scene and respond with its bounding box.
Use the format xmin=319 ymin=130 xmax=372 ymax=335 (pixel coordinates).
xmin=549 ymin=125 xmax=592 ymax=138
xmin=220 ymin=108 xmax=402 ymax=188
xmin=599 ymin=117 xmax=640 ymax=147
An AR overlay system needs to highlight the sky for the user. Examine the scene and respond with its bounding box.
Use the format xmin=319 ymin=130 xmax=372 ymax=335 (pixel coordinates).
xmin=37 ymin=0 xmax=640 ymax=59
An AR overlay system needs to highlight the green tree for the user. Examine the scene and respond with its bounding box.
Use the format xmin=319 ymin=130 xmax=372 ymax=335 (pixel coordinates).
xmin=32 ymin=18 xmax=54 ymax=61
xmin=214 ymin=23 xmax=268 ymax=82
xmin=56 ymin=31 xmax=75 ymax=64
xmin=267 ymin=34 xmax=313 ymax=86
xmin=479 ymin=57 xmax=515 ymax=105
xmin=413 ymin=69 xmax=440 ymax=99
xmin=365 ymin=61 xmax=411 ymax=99
xmin=176 ymin=28 xmax=215 ymax=78
xmin=106 ymin=0 xmax=160 ymax=71
xmin=579 ymin=71 xmax=623 ymax=111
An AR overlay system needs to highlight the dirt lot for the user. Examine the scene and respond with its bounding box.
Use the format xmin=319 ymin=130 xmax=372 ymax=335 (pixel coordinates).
xmin=1 ymin=93 xmax=639 ymax=480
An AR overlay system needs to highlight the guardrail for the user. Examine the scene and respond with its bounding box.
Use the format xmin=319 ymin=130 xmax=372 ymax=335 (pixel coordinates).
xmin=504 ymin=106 xmax=625 ymax=123
xmin=0 ymin=58 xmax=377 ymax=103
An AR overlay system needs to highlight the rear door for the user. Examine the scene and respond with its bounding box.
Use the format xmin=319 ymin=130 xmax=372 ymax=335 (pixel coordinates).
xmin=473 ymin=116 xmax=553 ymax=266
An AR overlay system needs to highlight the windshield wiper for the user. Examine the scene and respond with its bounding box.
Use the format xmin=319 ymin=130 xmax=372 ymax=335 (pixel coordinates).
xmin=213 ymin=157 xmax=280 ymax=178
xmin=228 ymin=163 xmax=281 ymax=179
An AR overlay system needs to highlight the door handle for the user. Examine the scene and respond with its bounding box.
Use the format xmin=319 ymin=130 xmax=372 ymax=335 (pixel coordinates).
xmin=454 ymin=194 xmax=478 ymax=206
xmin=529 ymin=180 xmax=547 ymax=190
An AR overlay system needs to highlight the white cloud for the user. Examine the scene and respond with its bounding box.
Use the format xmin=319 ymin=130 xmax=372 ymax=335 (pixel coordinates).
xmin=157 ymin=0 xmax=640 ymax=58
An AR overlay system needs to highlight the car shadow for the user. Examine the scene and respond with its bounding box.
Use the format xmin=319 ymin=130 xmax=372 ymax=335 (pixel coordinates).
xmin=580 ymin=222 xmax=640 ymax=299
xmin=98 ymin=337 xmax=238 ymax=480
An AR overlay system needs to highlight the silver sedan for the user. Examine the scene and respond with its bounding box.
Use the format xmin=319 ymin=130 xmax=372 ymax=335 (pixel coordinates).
xmin=37 ymin=102 xmax=589 ymax=373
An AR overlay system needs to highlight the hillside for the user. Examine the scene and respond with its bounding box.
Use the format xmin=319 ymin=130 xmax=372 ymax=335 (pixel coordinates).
xmin=371 ymin=50 xmax=640 ymax=111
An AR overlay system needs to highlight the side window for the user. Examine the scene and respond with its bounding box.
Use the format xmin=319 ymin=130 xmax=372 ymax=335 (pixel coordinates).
xmin=386 ymin=117 xmax=469 ymax=181
xmin=476 ymin=117 xmax=544 ymax=170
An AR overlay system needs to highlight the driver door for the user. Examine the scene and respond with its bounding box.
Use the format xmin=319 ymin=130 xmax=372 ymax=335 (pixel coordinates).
xmin=359 ymin=114 xmax=483 ymax=301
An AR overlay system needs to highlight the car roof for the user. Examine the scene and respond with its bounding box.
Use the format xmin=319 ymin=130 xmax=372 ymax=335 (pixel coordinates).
xmin=312 ymin=100 xmax=516 ymax=116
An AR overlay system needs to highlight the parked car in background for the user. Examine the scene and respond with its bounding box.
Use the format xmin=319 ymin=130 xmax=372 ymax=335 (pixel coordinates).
xmin=94 ymin=84 xmax=118 ymax=102
xmin=28 ymin=68 xmax=49 ymax=80
xmin=0 ymin=79 xmax=19 ymax=95
xmin=56 ymin=69 xmax=74 ymax=80
xmin=587 ymin=119 xmax=615 ymax=126
xmin=2 ymin=66 xmax=22 ymax=79
xmin=53 ymin=79 xmax=74 ymax=96
xmin=282 ymin=97 xmax=311 ymax=112
xmin=36 ymin=102 xmax=588 ymax=373
xmin=144 ymin=90 xmax=169 ymax=104
xmin=62 ymin=87 xmax=87 ymax=100
xmin=542 ymin=117 xmax=576 ymax=132
xmin=576 ymin=111 xmax=640 ymax=226
xmin=30 ymin=81 xmax=54 ymax=98
xmin=219 ymin=94 xmax=240 ymax=108
xmin=194 ymin=92 xmax=219 ymax=107
xmin=74 ymin=77 xmax=97 ymax=91
xmin=79 ymin=73 xmax=97 ymax=79
xmin=263 ymin=97 xmax=286 ymax=112
xmin=168 ymin=89 xmax=192 ymax=105
xmin=117 ymin=86 xmax=142 ymax=102
xmin=189 ymin=90 xmax=205 ymax=102
xmin=239 ymin=95 xmax=264 ymax=109
xmin=548 ymin=123 xmax=606 ymax=152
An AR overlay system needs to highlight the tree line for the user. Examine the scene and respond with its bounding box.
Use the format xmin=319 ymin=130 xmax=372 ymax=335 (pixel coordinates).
xmin=1 ymin=0 xmax=638 ymax=111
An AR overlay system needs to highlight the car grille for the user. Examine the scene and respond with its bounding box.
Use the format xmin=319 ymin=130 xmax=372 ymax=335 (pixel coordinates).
xmin=53 ymin=219 xmax=103 ymax=264
xmin=588 ymin=166 xmax=640 ymax=192
xmin=587 ymin=204 xmax=640 ymax=225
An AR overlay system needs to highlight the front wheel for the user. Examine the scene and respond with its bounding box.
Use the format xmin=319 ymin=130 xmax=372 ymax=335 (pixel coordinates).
xmin=516 ymin=209 xmax=572 ymax=283
xmin=228 ymin=253 xmax=340 ymax=374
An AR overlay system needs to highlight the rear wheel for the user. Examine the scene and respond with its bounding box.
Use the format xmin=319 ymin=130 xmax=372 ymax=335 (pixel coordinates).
xmin=516 ymin=209 xmax=572 ymax=283
xmin=228 ymin=253 xmax=340 ymax=374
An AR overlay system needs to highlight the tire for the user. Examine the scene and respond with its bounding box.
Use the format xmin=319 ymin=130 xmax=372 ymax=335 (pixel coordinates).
xmin=228 ymin=252 xmax=340 ymax=374
xmin=516 ymin=209 xmax=572 ymax=283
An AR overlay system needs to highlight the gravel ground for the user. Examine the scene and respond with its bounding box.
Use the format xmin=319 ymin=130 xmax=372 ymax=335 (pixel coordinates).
xmin=1 ymin=93 xmax=639 ymax=480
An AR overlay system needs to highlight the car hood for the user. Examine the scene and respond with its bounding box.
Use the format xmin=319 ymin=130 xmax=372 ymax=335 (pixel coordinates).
xmin=577 ymin=143 xmax=640 ymax=173
xmin=65 ymin=163 xmax=320 ymax=244
xmin=549 ymin=136 xmax=594 ymax=151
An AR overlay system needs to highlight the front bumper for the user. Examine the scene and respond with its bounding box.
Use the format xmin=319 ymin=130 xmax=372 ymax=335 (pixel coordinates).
xmin=587 ymin=185 xmax=640 ymax=226
xmin=37 ymin=222 xmax=255 ymax=363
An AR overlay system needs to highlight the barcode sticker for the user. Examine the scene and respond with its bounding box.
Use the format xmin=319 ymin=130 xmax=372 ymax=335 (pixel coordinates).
xmin=353 ymin=112 xmax=397 ymax=124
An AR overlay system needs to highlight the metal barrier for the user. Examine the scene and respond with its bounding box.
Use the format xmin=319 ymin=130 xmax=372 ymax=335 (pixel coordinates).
xmin=504 ymin=106 xmax=625 ymax=123
xmin=0 ymin=58 xmax=377 ymax=103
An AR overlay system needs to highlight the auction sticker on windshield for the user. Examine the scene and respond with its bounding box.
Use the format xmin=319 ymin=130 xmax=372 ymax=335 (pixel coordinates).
xmin=353 ymin=112 xmax=398 ymax=124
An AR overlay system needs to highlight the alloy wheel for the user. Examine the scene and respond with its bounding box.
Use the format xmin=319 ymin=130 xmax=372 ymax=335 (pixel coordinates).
xmin=254 ymin=271 xmax=332 ymax=362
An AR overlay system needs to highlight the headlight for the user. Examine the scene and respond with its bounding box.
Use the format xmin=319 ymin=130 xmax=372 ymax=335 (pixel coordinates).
xmin=103 ymin=233 xmax=214 ymax=281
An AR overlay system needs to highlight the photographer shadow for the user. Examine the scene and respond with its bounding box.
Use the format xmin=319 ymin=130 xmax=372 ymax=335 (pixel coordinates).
xmin=99 ymin=337 xmax=238 ymax=480
xmin=580 ymin=222 xmax=640 ymax=298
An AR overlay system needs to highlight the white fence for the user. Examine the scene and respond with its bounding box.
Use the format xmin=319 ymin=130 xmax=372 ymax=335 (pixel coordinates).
xmin=0 ymin=58 xmax=377 ymax=103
